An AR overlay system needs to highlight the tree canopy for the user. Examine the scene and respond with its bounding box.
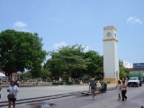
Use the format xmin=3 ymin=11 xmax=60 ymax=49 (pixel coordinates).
xmin=45 ymin=45 xmax=88 ymax=80
xmin=44 ymin=44 xmax=103 ymax=81
xmin=119 ymin=65 xmax=129 ymax=79
xmin=84 ymin=50 xmax=103 ymax=80
xmin=0 ymin=29 xmax=47 ymax=76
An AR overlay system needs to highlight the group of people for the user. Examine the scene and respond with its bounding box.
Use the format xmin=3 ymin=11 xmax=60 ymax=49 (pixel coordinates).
xmin=115 ymin=80 xmax=127 ymax=101
xmin=89 ymin=78 xmax=128 ymax=101
xmin=0 ymin=81 xmax=19 ymax=108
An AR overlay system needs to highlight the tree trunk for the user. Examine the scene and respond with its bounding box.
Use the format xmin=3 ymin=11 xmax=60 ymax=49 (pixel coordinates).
xmin=69 ymin=77 xmax=72 ymax=82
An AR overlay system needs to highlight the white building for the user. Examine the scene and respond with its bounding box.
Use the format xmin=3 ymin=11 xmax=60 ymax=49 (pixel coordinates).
xmin=120 ymin=61 xmax=133 ymax=68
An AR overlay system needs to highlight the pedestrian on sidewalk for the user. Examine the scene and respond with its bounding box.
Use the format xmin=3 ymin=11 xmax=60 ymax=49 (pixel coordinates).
xmin=0 ymin=82 xmax=2 ymax=99
xmin=89 ymin=78 xmax=97 ymax=100
xmin=121 ymin=80 xmax=127 ymax=101
xmin=7 ymin=81 xmax=19 ymax=108
xmin=115 ymin=80 xmax=121 ymax=100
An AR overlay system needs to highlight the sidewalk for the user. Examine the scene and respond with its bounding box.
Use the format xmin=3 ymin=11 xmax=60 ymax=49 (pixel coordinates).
xmin=0 ymin=83 xmax=116 ymax=102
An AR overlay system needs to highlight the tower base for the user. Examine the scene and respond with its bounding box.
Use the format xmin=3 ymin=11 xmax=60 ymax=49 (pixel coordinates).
xmin=103 ymin=78 xmax=119 ymax=83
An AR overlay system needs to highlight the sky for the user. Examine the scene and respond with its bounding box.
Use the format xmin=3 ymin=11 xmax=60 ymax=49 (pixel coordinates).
xmin=0 ymin=0 xmax=144 ymax=64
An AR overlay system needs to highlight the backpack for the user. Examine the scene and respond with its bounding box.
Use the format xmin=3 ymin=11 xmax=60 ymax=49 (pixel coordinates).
xmin=90 ymin=80 xmax=96 ymax=89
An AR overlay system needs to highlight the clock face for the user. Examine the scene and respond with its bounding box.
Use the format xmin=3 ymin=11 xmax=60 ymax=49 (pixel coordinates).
xmin=106 ymin=32 xmax=112 ymax=37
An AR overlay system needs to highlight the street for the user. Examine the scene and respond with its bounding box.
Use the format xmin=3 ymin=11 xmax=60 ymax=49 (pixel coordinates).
xmin=1 ymin=85 xmax=144 ymax=108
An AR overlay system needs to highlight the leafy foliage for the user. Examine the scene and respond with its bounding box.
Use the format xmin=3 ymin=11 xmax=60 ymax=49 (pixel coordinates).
xmin=119 ymin=65 xmax=129 ymax=79
xmin=84 ymin=50 xmax=103 ymax=80
xmin=44 ymin=44 xmax=104 ymax=81
xmin=45 ymin=45 xmax=88 ymax=80
xmin=0 ymin=29 xmax=47 ymax=76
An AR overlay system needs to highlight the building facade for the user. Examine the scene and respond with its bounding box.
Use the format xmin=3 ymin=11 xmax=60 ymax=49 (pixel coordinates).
xmin=120 ymin=61 xmax=133 ymax=68
xmin=133 ymin=63 xmax=144 ymax=70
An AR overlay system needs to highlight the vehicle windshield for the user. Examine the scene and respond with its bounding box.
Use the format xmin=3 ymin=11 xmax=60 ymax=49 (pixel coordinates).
xmin=129 ymin=77 xmax=138 ymax=80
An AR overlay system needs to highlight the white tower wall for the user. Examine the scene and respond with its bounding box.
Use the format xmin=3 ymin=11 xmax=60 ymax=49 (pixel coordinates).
xmin=103 ymin=26 xmax=119 ymax=83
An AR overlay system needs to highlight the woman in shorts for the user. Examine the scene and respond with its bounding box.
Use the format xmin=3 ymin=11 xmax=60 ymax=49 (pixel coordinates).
xmin=7 ymin=81 xmax=19 ymax=108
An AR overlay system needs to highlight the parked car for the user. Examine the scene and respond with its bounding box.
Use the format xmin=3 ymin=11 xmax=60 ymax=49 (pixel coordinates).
xmin=128 ymin=71 xmax=143 ymax=87
xmin=127 ymin=77 xmax=141 ymax=87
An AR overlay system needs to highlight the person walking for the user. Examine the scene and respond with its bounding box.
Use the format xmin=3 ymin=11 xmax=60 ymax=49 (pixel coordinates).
xmin=89 ymin=78 xmax=97 ymax=100
xmin=121 ymin=80 xmax=127 ymax=101
xmin=7 ymin=81 xmax=19 ymax=108
xmin=115 ymin=80 xmax=121 ymax=100
xmin=0 ymin=82 xmax=2 ymax=100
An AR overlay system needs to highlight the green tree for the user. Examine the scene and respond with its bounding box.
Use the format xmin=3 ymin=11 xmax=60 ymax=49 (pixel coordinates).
xmin=0 ymin=29 xmax=47 ymax=77
xmin=45 ymin=44 xmax=88 ymax=81
xmin=119 ymin=60 xmax=130 ymax=79
xmin=119 ymin=66 xmax=126 ymax=79
xmin=44 ymin=52 xmax=64 ymax=80
xmin=40 ymin=67 xmax=51 ymax=80
xmin=84 ymin=50 xmax=103 ymax=80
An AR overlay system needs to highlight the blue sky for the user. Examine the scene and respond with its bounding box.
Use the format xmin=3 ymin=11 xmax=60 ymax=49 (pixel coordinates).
xmin=0 ymin=0 xmax=144 ymax=63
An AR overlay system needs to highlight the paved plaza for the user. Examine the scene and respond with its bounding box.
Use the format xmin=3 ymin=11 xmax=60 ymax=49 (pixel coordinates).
xmin=1 ymin=84 xmax=91 ymax=101
xmin=1 ymin=84 xmax=144 ymax=108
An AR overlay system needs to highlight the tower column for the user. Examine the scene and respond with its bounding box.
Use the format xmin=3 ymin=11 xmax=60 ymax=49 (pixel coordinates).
xmin=103 ymin=26 xmax=119 ymax=83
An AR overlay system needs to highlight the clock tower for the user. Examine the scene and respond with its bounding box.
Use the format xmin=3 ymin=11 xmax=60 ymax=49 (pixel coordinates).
xmin=103 ymin=26 xmax=119 ymax=83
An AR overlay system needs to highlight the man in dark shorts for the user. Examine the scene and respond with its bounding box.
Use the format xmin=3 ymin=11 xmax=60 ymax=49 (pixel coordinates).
xmin=89 ymin=78 xmax=97 ymax=100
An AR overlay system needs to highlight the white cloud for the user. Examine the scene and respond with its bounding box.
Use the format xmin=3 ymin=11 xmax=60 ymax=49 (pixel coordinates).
xmin=53 ymin=41 xmax=67 ymax=50
xmin=127 ymin=17 xmax=143 ymax=24
xmin=13 ymin=21 xmax=27 ymax=28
